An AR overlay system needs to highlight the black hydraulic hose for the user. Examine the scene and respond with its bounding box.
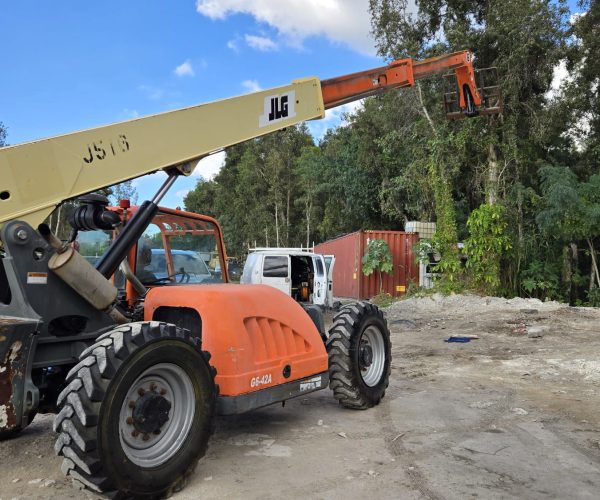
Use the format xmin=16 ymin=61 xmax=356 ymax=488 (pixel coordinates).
xmin=96 ymin=200 xmax=158 ymax=278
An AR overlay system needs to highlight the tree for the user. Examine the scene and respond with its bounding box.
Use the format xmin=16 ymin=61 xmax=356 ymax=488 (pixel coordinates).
xmin=108 ymin=180 xmax=138 ymax=205
xmin=0 ymin=122 xmax=6 ymax=147
xmin=362 ymin=238 xmax=394 ymax=293
xmin=464 ymin=203 xmax=512 ymax=294
xmin=537 ymin=165 xmax=600 ymax=297
xmin=369 ymin=0 xmax=570 ymax=292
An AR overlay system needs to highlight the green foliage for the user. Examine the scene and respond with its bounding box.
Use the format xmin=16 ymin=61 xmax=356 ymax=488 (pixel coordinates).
xmin=108 ymin=180 xmax=138 ymax=205
xmin=520 ymin=260 xmax=560 ymax=300
xmin=587 ymin=286 xmax=600 ymax=308
xmin=362 ymin=239 xmax=393 ymax=275
xmin=0 ymin=122 xmax=6 ymax=147
xmin=362 ymin=239 xmax=394 ymax=293
xmin=464 ymin=204 xmax=512 ymax=294
xmin=180 ymin=0 xmax=600 ymax=306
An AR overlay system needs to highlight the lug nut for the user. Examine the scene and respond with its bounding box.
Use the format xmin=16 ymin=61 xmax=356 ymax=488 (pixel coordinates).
xmin=153 ymin=429 xmax=161 ymax=435
xmin=138 ymin=388 xmax=145 ymax=396
xmin=131 ymin=430 xmax=139 ymax=437
xmin=128 ymin=400 xmax=136 ymax=409
xmin=159 ymin=388 xmax=167 ymax=395
xmin=126 ymin=417 xmax=134 ymax=425
xmin=142 ymin=434 xmax=150 ymax=441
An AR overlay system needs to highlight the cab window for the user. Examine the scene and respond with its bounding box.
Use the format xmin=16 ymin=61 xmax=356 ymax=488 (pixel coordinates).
xmin=136 ymin=211 xmax=226 ymax=285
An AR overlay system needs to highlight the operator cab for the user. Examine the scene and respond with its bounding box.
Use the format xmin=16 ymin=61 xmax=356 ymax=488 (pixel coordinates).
xmin=75 ymin=206 xmax=228 ymax=290
xmin=134 ymin=210 xmax=226 ymax=286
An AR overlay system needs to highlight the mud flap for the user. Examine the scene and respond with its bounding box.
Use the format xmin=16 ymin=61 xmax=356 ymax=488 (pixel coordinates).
xmin=0 ymin=316 xmax=39 ymax=436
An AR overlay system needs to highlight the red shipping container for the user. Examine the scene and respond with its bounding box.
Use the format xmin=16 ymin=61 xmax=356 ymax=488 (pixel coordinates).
xmin=314 ymin=230 xmax=419 ymax=300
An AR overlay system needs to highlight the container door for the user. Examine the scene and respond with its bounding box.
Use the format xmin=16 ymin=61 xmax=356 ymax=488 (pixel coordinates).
xmin=261 ymin=255 xmax=291 ymax=296
xmin=313 ymin=255 xmax=326 ymax=306
xmin=324 ymin=255 xmax=336 ymax=307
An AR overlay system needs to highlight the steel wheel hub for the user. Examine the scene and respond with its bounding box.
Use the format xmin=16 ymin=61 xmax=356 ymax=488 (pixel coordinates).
xmin=359 ymin=325 xmax=386 ymax=387
xmin=119 ymin=363 xmax=195 ymax=468
xmin=132 ymin=391 xmax=171 ymax=434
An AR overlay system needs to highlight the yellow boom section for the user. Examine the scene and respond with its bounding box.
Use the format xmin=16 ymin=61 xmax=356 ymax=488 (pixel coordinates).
xmin=0 ymin=78 xmax=325 ymax=230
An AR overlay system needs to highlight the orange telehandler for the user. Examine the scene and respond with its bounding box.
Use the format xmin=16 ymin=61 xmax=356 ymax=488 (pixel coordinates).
xmin=0 ymin=50 xmax=500 ymax=497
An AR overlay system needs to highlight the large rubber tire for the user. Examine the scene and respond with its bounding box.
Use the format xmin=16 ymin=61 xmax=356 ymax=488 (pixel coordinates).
xmin=53 ymin=321 xmax=216 ymax=498
xmin=326 ymin=302 xmax=391 ymax=409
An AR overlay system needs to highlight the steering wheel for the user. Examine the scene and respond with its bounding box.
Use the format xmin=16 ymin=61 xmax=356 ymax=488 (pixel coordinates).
xmin=145 ymin=268 xmax=190 ymax=285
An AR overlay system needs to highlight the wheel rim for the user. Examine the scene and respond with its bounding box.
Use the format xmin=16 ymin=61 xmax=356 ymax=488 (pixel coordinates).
xmin=359 ymin=325 xmax=386 ymax=387
xmin=118 ymin=363 xmax=195 ymax=468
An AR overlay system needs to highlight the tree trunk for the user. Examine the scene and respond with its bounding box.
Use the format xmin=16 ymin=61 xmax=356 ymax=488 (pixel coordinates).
xmin=570 ymin=242 xmax=578 ymax=305
xmin=286 ymin=188 xmax=290 ymax=246
xmin=563 ymin=244 xmax=577 ymax=305
xmin=587 ymin=238 xmax=599 ymax=289
xmin=274 ymin=202 xmax=279 ymax=247
xmin=305 ymin=197 xmax=311 ymax=248
xmin=54 ymin=204 xmax=62 ymax=235
xmin=487 ymin=143 xmax=498 ymax=206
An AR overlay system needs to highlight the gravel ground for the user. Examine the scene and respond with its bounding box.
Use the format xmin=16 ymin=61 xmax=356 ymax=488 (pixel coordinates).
xmin=1 ymin=293 xmax=599 ymax=499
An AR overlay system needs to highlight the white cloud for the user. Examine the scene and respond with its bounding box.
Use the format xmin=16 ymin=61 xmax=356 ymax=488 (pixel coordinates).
xmin=175 ymin=188 xmax=191 ymax=201
xmin=174 ymin=60 xmax=195 ymax=77
xmin=196 ymin=0 xmax=377 ymax=54
xmin=227 ymin=39 xmax=240 ymax=52
xmin=192 ymin=151 xmax=226 ymax=180
xmin=241 ymin=79 xmax=262 ymax=93
xmin=245 ymin=34 xmax=278 ymax=51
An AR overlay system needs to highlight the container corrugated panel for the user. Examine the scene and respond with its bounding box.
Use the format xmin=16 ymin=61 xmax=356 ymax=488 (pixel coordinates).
xmin=315 ymin=230 xmax=420 ymax=300
xmin=314 ymin=231 xmax=362 ymax=299
xmin=361 ymin=231 xmax=419 ymax=299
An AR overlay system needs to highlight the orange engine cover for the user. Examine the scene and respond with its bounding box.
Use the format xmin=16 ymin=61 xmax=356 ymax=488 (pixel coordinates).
xmin=144 ymin=284 xmax=328 ymax=397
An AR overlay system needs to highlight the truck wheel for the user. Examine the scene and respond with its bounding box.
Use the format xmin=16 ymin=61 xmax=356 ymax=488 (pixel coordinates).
xmin=53 ymin=322 xmax=216 ymax=497
xmin=326 ymin=302 xmax=391 ymax=409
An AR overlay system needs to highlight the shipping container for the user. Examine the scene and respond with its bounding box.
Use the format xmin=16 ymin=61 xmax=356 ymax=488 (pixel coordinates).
xmin=314 ymin=230 xmax=419 ymax=300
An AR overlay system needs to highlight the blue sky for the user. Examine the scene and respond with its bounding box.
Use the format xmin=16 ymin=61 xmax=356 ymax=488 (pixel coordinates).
xmin=1 ymin=0 xmax=581 ymax=208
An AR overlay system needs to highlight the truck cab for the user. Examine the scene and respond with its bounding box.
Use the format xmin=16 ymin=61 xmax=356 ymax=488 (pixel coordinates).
xmin=241 ymin=249 xmax=335 ymax=308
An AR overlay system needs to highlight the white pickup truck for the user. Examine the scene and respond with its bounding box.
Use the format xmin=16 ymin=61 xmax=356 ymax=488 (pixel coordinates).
xmin=241 ymin=248 xmax=335 ymax=308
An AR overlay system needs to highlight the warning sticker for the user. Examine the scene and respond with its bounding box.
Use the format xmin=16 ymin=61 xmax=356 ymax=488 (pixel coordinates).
xmin=299 ymin=375 xmax=322 ymax=392
xmin=27 ymin=272 xmax=48 ymax=285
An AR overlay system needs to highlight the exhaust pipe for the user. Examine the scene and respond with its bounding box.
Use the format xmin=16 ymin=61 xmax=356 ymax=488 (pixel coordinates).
xmin=40 ymin=225 xmax=129 ymax=324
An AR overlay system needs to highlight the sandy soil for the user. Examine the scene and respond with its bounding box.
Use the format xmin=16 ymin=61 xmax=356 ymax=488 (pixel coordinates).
xmin=1 ymin=294 xmax=599 ymax=499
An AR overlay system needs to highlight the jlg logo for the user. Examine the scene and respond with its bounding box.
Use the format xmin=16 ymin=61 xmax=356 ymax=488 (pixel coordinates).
xmin=259 ymin=91 xmax=296 ymax=127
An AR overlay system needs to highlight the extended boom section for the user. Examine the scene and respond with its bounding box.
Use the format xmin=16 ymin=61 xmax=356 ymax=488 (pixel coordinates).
xmin=0 ymin=78 xmax=325 ymax=231
xmin=321 ymin=50 xmax=501 ymax=117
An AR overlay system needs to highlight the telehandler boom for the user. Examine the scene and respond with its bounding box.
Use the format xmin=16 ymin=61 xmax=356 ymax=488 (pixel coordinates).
xmin=0 ymin=50 xmax=500 ymax=497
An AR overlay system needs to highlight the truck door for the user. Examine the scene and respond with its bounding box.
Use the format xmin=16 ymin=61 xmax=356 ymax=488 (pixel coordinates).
xmin=261 ymin=255 xmax=291 ymax=296
xmin=313 ymin=255 xmax=326 ymax=306
xmin=324 ymin=255 xmax=336 ymax=307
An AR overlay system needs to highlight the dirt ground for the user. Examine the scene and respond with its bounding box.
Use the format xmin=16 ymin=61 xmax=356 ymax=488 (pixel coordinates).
xmin=1 ymin=293 xmax=599 ymax=499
